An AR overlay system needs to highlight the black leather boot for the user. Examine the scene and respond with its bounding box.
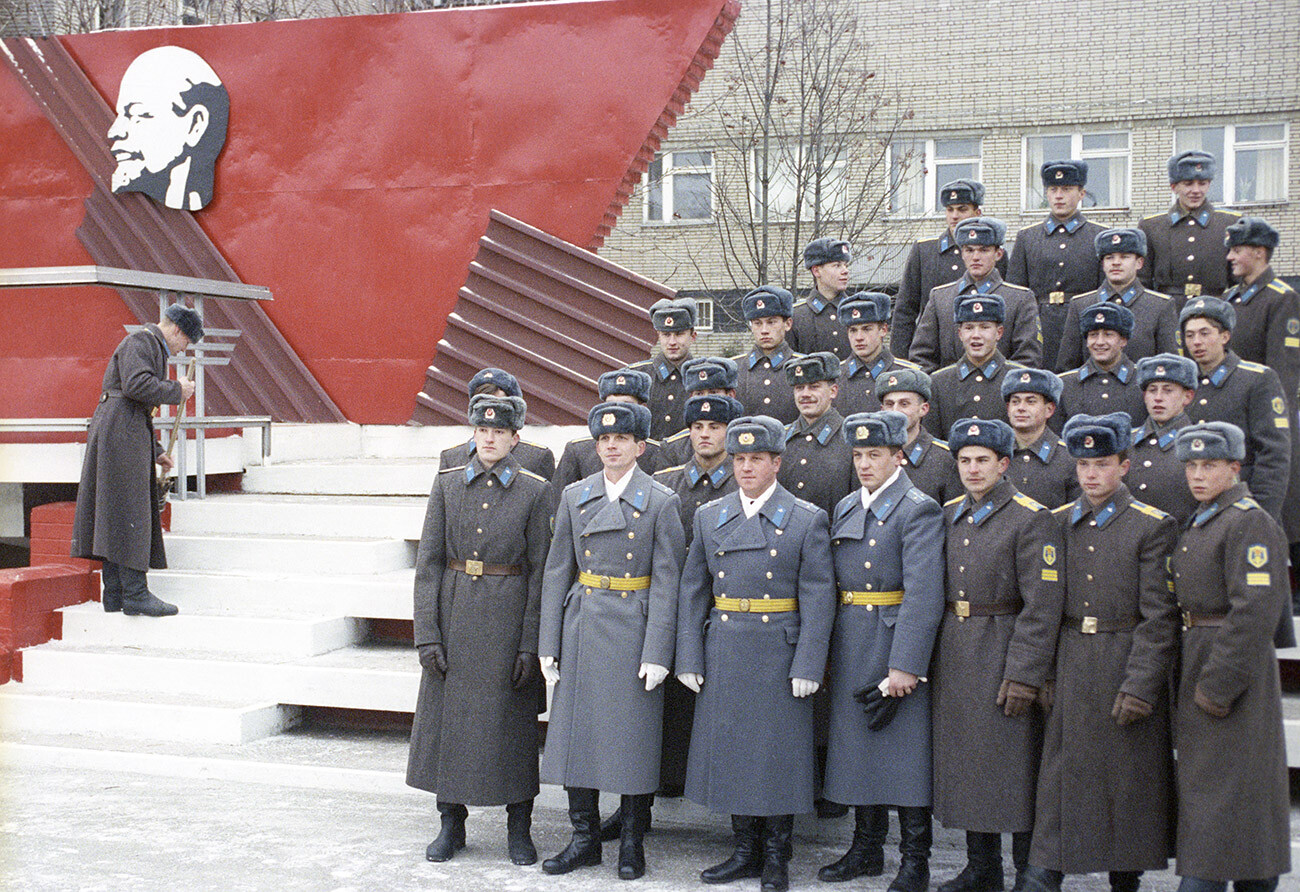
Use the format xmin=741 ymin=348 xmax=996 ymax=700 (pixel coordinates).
xmin=1109 ymin=870 xmax=1141 ymax=892
xmin=425 ymin=801 xmax=467 ymax=862
xmin=889 ymin=806 xmax=932 ymax=892
xmin=1009 ymin=832 xmax=1032 ymax=891
xmin=599 ymin=804 xmax=624 ymax=843
xmin=100 ymin=561 xmax=123 ymax=613
xmin=618 ymin=793 xmax=651 ymax=880
xmin=818 ymin=804 xmax=887 ymax=881
xmin=937 ymin=831 xmax=1004 ymax=892
xmin=760 ymin=814 xmax=793 ymax=892
xmin=701 ymin=815 xmax=764 ymax=884
xmin=542 ymin=787 xmax=602 ymax=875
xmin=1017 ymin=866 xmax=1062 ymax=892
xmin=119 ymin=565 xmax=178 ymax=617
xmin=505 ymin=799 xmax=536 ymax=865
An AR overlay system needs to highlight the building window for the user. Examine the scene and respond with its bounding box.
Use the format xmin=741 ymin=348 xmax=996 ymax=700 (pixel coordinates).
xmin=695 ymin=298 xmax=714 ymax=332
xmin=645 ymin=151 xmax=713 ymax=223
xmin=751 ymin=145 xmax=849 ymax=222
xmin=1023 ymin=131 xmax=1130 ymax=210
xmin=1174 ymin=124 xmax=1288 ymax=205
xmin=888 ymin=137 xmax=983 ymax=217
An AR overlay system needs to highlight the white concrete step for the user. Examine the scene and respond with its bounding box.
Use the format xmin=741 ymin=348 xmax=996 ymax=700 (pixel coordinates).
xmin=162 ymin=532 xmax=415 ymax=574
xmin=148 ymin=568 xmax=414 ymax=620
xmin=18 ymin=643 xmax=420 ymax=713
xmin=0 ymin=689 xmax=300 ymax=745
xmin=240 ymin=458 xmax=438 ymax=496
xmin=58 ymin=603 xmax=366 ymax=657
xmin=167 ymin=493 xmax=427 ymax=539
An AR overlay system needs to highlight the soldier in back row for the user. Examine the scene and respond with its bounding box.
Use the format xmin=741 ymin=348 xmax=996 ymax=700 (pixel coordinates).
xmin=1055 ymin=303 xmax=1147 ymax=431
xmin=878 ymin=369 xmax=962 ymax=505
xmin=778 ymin=352 xmax=856 ymax=517
xmin=552 ymin=368 xmax=663 ymax=496
xmin=926 ymin=294 xmax=1022 ymax=438
xmin=1057 ymin=228 xmax=1180 ymax=372
xmin=1006 ymin=160 xmax=1105 ymax=370
xmin=733 ymin=286 xmax=801 ymax=425
xmin=835 ymin=290 xmax=920 ymax=415
xmin=1002 ymin=368 xmax=1077 ymax=509
xmin=438 ymin=368 xmax=556 ymax=481
xmin=656 ymin=357 xmax=739 ymax=472
xmin=1126 ymin=354 xmax=1201 ymax=524
xmin=790 ymin=238 xmax=853 ymax=360
xmin=630 ymin=297 xmax=698 ymax=441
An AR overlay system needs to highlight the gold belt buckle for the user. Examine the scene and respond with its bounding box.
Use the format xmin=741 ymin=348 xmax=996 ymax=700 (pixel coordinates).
xmin=464 ymin=559 xmax=484 ymax=577
xmin=738 ymin=598 xmax=751 ymax=612
xmin=1185 ymin=283 xmax=1202 ymax=297
xmin=1181 ymin=609 xmax=1193 ymax=629
xmin=842 ymin=592 xmax=853 ymax=605
xmin=1080 ymin=616 xmax=1098 ymax=634
xmin=1049 ymin=291 xmax=1065 ymax=304
xmin=954 ymin=600 xmax=970 ymax=618
xmin=599 ymin=575 xmax=612 ymax=590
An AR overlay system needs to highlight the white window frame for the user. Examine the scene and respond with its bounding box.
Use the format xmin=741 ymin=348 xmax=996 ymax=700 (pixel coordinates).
xmin=750 ymin=144 xmax=850 ymax=223
xmin=1020 ymin=131 xmax=1131 ymax=212
xmin=1173 ymin=123 xmax=1290 ymax=206
xmin=694 ymin=298 xmax=715 ymax=332
xmin=643 ymin=150 xmax=715 ymax=225
xmin=886 ymin=137 xmax=984 ymax=219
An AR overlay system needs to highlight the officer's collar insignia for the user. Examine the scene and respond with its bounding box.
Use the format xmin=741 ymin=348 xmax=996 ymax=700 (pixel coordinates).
xmin=1036 ymin=440 xmax=1052 ymax=461
xmin=738 ymin=432 xmax=755 ymax=446
xmin=909 ymin=439 xmax=925 ymax=463
xmin=498 ymin=465 xmax=515 ymax=486
xmin=1248 ymin=545 xmax=1268 ymax=568
xmin=602 ymin=413 xmax=615 ymax=426
xmin=1095 ymin=500 xmax=1117 ymax=527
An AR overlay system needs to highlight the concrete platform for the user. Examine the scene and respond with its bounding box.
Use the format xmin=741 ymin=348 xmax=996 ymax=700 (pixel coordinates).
xmin=240 ymin=459 xmax=440 ymax=497
xmin=167 ymin=493 xmax=428 ymax=540
xmin=147 ymin=568 xmax=414 ymax=620
xmin=163 ymin=532 xmax=416 ymax=574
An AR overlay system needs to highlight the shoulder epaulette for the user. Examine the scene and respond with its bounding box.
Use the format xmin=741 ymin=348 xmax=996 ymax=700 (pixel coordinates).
xmin=520 ymin=439 xmax=552 ymax=452
xmin=646 ymin=437 xmax=662 ymax=447
xmin=728 ymin=352 xmax=748 ymax=362
xmin=1059 ymin=368 xmax=1080 ymax=380
xmin=1005 ymin=360 xmax=1028 ymax=370
xmin=932 ymin=439 xmax=951 ymax=451
xmin=1013 ymin=492 xmax=1046 ymax=512
xmin=1129 ymin=500 xmax=1169 ymax=520
xmin=1140 ymin=212 xmax=1164 ymax=222
xmin=1003 ymin=282 xmax=1035 ymax=297
xmin=895 ymin=358 xmax=921 ymax=369
xmin=1149 ymin=290 xmax=1172 ymax=301
xmin=944 ymin=495 xmax=965 ymax=507
xmin=1220 ymin=208 xmax=1242 ymax=218
xmin=793 ymin=297 xmax=809 ymax=308
xmin=569 ymin=435 xmax=594 ymax=445
xmin=1232 ymin=496 xmax=1261 ymax=511
xmin=439 ymin=464 xmax=467 ymax=475
xmin=648 ymin=477 xmax=675 ymax=496
xmin=664 ymin=429 xmax=690 ymax=444
xmin=1237 ymin=360 xmax=1268 ymax=373
xmin=518 ymin=468 xmax=548 ymax=483
xmin=790 ymin=497 xmax=820 ymax=515
xmin=905 ymin=488 xmax=930 ymax=504
xmin=654 ymin=464 xmax=685 ymax=476
xmin=1051 ymin=503 xmax=1073 ymax=515
xmin=627 ymin=358 xmax=652 ymax=369
xmin=1267 ymin=280 xmax=1294 ymax=294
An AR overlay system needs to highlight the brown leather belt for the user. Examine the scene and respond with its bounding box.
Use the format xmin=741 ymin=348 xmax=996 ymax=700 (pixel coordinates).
xmin=1181 ymin=610 xmax=1227 ymax=630
xmin=947 ymin=598 xmax=1023 ymax=619
xmin=449 ymin=559 xmax=521 ymax=577
xmin=1064 ymin=614 xmax=1139 ymax=634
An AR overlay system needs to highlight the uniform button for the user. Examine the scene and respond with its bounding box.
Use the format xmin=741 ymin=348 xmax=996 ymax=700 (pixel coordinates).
xmin=764 ymin=379 xmax=771 ymax=386
xmin=1144 ymin=460 xmax=1152 ymax=467
xmin=866 ymin=604 xmax=874 ymax=611
xmin=866 ymin=583 xmax=873 ymax=590
xmin=1201 ymin=378 xmax=1210 ymax=385
xmin=1188 ymin=236 xmax=1195 ymax=242
xmin=975 ymin=376 xmax=984 ymax=382
xmin=628 ymin=532 xmax=635 ymax=539
xmin=963 ymin=538 xmax=970 ymax=545
xmin=486 ymin=479 xmax=493 ymax=487
xmin=1024 ymin=455 xmax=1031 ymax=462
xmin=721 ymin=614 xmax=729 ymax=621
xmin=665 ymin=415 xmax=671 ymax=421
xmin=797 ymin=482 xmax=805 ymax=488
xmin=806 ymin=435 xmax=814 ymax=442
xmin=667 ymin=394 xmax=674 ymax=400
xmin=1101 ymin=377 xmax=1110 ymax=384
xmin=586 ymin=587 xmax=593 ymax=594
xmin=1087 ymin=574 xmax=1094 ymax=581
xmin=1089 ymin=520 xmax=1097 ymax=526
xmin=1187 ymin=255 xmax=1195 ymax=261
xmin=959 ymin=566 xmax=965 ymax=572
xmin=1058 ymin=261 xmax=1065 ymax=267
xmin=621 ymin=592 xmax=627 ymax=599
xmin=1088 ymin=545 xmax=1095 ymax=552
xmin=764 ymin=397 xmax=772 ymax=404
xmin=973 ymin=395 xmax=981 ymax=401
xmin=832 ymin=331 xmax=840 ymax=336
xmin=1199 ymin=398 xmax=1208 ymax=405
xmin=1084 ymin=600 xmax=1090 ymax=607
xmin=800 ymin=458 xmax=808 ymax=465
xmin=901 ymin=458 xmax=909 ymax=465
xmin=1102 ymin=392 xmax=1109 ymax=398
xmin=865 ymin=561 xmax=872 ymax=569
xmin=627 ymin=553 xmax=633 ymax=559
xmin=718 ymin=571 xmax=725 ymax=578
xmin=1059 ymin=244 xmax=1067 ymax=250
xmin=770 ymin=549 xmax=778 ymax=556
xmin=1139 ymin=483 xmax=1148 ymax=489
xmin=1182 ymin=546 xmax=1189 ymax=552
xmin=766 ymin=571 xmax=773 ymax=579
xmin=482 ymin=503 xmax=490 ymax=509
xmin=762 ymin=615 xmax=769 ymax=623
xmin=868 ymin=539 xmax=876 ymax=546
xmin=968 ymin=517 xmax=974 ymax=523
xmin=1149 ymin=438 xmax=1157 ymax=445
xmin=584 ymin=549 xmax=591 ymax=557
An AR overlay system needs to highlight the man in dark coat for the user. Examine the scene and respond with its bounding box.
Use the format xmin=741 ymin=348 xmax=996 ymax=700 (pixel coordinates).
xmin=1006 ymin=160 xmax=1105 ymax=369
xmin=629 ymin=297 xmax=698 ymax=441
xmin=821 ymin=410 xmax=945 ymax=892
xmin=932 ymin=419 xmax=1063 ymax=892
xmin=732 ymin=286 xmax=802 ymax=424
xmin=926 ymin=294 xmax=1024 ymax=438
xmin=71 ymin=304 xmax=200 ymax=617
xmin=834 ymin=291 xmax=920 ymax=415
xmin=1020 ymin=413 xmax=1179 ymax=892
xmin=437 ymin=368 xmax=555 ymax=480
xmin=878 ymin=369 xmax=962 ymax=505
xmin=551 ymin=368 xmax=663 ymax=497
xmin=407 ymin=394 xmax=552 ymax=866
xmin=910 ymin=217 xmax=1042 ymax=372
xmin=1127 ymin=354 xmax=1200 ymax=524
xmin=1002 ymin=368 xmax=1077 ymax=509
xmin=790 ymin=237 xmax=853 ymax=360
xmin=677 ymin=415 xmax=835 ymax=892
xmin=1055 ymin=303 xmax=1147 ymax=431
xmin=1139 ymin=151 xmax=1240 ymax=308
xmin=539 ymin=401 xmax=685 ymax=881
xmin=891 ymin=179 xmax=1004 ymax=358
xmin=778 ymin=352 xmax=856 ymax=517
xmin=1169 ymin=422 xmax=1292 ymax=892
xmin=655 ymin=356 xmax=738 ymax=472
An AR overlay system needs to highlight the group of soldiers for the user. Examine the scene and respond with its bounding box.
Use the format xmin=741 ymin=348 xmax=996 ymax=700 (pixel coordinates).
xmin=406 ymin=151 xmax=1296 ymax=892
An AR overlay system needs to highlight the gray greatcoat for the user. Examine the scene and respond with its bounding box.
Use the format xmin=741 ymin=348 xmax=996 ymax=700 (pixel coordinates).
xmin=539 ymin=467 xmax=685 ymax=794
xmin=932 ymin=480 xmax=1063 ymax=833
xmin=789 ymin=292 xmax=852 ymax=361
xmin=1056 ymin=284 xmax=1179 ymax=372
xmin=908 ymin=272 xmax=1042 ymax=372
xmin=899 ymin=430 xmax=962 ymax=506
xmin=678 ymin=485 xmax=835 ymax=816
xmin=1029 ymin=486 xmax=1179 ymax=875
xmin=71 ymin=324 xmax=181 ymax=572
xmin=732 ymin=345 xmax=801 ymax=425
xmin=824 ymin=472 xmax=945 ymax=807
xmin=1138 ymin=203 xmax=1238 ymax=306
xmin=551 ymin=435 xmax=664 ymax=497
xmin=1008 ymin=431 xmax=1079 ymax=510
xmin=1170 ymin=483 xmax=1291 ymax=882
xmin=406 ymin=454 xmax=552 ymax=805
xmin=891 ymin=232 xmax=1009 ymax=359
xmin=834 ymin=351 xmax=919 ymax=416
xmin=925 ymin=353 xmax=1022 ymax=438
xmin=438 ymin=437 xmax=556 ymax=481
xmin=1054 ymin=356 xmax=1147 ymax=432
xmin=630 ymin=352 xmax=694 ymax=442
xmin=778 ymin=409 xmax=856 ymax=517
xmin=1126 ymin=415 xmax=1198 ymax=525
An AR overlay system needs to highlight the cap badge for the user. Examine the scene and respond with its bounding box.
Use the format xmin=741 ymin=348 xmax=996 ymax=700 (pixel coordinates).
xmin=602 ymin=413 xmax=615 ymax=426
xmin=1112 ymin=234 xmax=1122 ymax=244
xmin=1020 ymin=372 xmax=1031 ymax=383
xmin=949 ymin=191 xmax=958 ymax=200
xmin=840 ymin=245 xmax=850 ymax=257
xmin=795 ymin=366 xmax=804 ymax=377
xmin=851 ymin=309 xmax=861 ymax=319
xmin=484 ymin=407 xmax=495 ymax=420
xmin=856 ymin=426 xmax=869 ymax=440
xmin=887 ymin=375 xmax=898 ymax=386
xmin=616 ymin=375 xmax=626 ymax=385
xmin=1193 ymin=300 xmax=1205 ymax=310
xmin=972 ymin=302 xmax=982 ymax=313
xmin=484 ymin=372 xmax=494 ymax=378
xmin=701 ymin=402 xmax=711 ymax=412
xmin=967 ymin=424 xmax=980 ymax=436
xmin=664 ymin=317 xmax=677 ymax=328
xmin=738 ymin=431 xmax=755 ymax=446
xmin=755 ymin=299 xmax=766 ymax=310
xmin=1083 ymin=435 xmax=1094 ymax=448
xmin=699 ymin=371 xmax=708 ymax=380
xmin=1095 ymin=312 xmax=1106 ymax=323
xmin=1191 ymin=438 xmax=1204 ymax=452
xmin=1194 ymin=163 xmax=1203 ymax=172
xmin=1156 ymin=365 xmax=1166 ymax=375
xmin=1054 ymin=170 xmax=1064 ymax=180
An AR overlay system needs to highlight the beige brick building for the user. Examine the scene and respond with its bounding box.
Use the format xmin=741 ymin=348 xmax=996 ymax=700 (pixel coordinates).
xmin=601 ymin=0 xmax=1300 ymax=333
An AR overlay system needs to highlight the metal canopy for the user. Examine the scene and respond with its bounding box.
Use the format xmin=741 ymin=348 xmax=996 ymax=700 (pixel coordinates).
xmin=0 ymin=265 xmax=272 ymax=302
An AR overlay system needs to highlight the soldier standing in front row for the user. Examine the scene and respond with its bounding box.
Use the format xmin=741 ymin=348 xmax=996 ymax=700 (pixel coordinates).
xmin=538 ymin=402 xmax=685 ymax=881
xmin=932 ymin=419 xmax=1063 ymax=892
xmin=1020 ymin=413 xmax=1180 ymax=892
xmin=1055 ymin=303 xmax=1147 ymax=431
xmin=820 ymin=410 xmax=945 ymax=892
xmin=1002 ymin=368 xmax=1077 ymax=509
xmin=790 ymin=237 xmax=853 ymax=360
xmin=926 ymin=294 xmax=1023 ymax=438
xmin=408 ymin=394 xmax=553 ymax=867
xmin=733 ymin=286 xmax=802 ymax=424
xmin=677 ymin=415 xmax=835 ymax=892
xmin=834 ymin=291 xmax=919 ymax=415
xmin=1127 ymin=354 xmax=1200 ymax=524
xmin=630 ymin=296 xmax=698 ymax=442
xmin=438 ymin=368 xmax=556 ymax=480
xmin=878 ymin=369 xmax=962 ymax=506
xmin=1169 ymin=421 xmax=1292 ymax=892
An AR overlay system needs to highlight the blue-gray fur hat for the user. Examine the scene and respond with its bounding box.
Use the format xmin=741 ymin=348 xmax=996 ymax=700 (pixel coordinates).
xmin=940 ymin=179 xmax=985 ymax=207
xmin=1080 ymin=302 xmax=1135 ymax=339
xmin=468 ymin=393 xmax=526 ymax=431
xmin=838 ymin=291 xmax=891 ymax=325
xmin=876 ymin=367 xmax=933 ymax=403
xmin=843 ymin=410 xmax=908 ymax=448
xmin=1041 ymin=160 xmax=1087 ymax=188
xmin=683 ymin=356 xmax=738 ymax=392
xmin=949 ymin=418 xmax=1015 ymax=458
xmin=1168 ymin=150 xmax=1215 ymax=183
xmin=1001 ymin=367 xmax=1063 ymax=403
xmin=784 ymin=351 xmax=840 ymax=386
xmin=685 ymin=394 xmax=744 ymax=427
xmin=1225 ymin=217 xmax=1280 ymax=250
xmin=1135 ymin=353 xmax=1198 ymax=391
xmin=726 ymin=415 xmax=785 ymax=454
xmin=1180 ymin=296 xmax=1235 ymax=333
xmin=468 ymin=367 xmax=521 ymax=398
xmin=1063 ymin=412 xmax=1132 ymax=458
xmin=741 ymin=285 xmax=795 ymax=320
xmin=1095 ymin=227 xmax=1147 ymax=258
xmin=804 ymin=237 xmax=853 ymax=269
xmin=1175 ymin=421 xmax=1246 ymax=462
xmin=954 ymin=293 xmax=1005 ymax=324
xmin=954 ymin=216 xmax=1006 ymax=247
xmin=589 ymin=401 xmax=652 ymax=441
xmin=649 ymin=296 xmax=698 ymax=332
xmin=164 ymin=303 xmax=203 ymax=343
xmin=598 ymin=368 xmax=652 ymax=402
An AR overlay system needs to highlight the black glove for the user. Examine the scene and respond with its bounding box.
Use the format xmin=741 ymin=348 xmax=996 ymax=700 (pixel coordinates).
xmin=512 ymin=651 xmax=538 ymax=691
xmin=1112 ymin=692 xmax=1154 ymax=726
xmin=997 ymin=679 xmax=1038 ymax=718
xmin=418 ymin=643 xmax=447 ymax=674
xmin=853 ymin=685 xmax=900 ymax=732
xmin=1193 ymin=683 xmax=1230 ymax=719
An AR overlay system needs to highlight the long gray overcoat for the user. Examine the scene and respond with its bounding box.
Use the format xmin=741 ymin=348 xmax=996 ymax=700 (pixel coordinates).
xmin=71 ymin=324 xmax=181 ymax=571
xmin=538 ymin=467 xmax=685 ymax=794
xmin=406 ymin=454 xmax=552 ymax=805
xmin=677 ymin=485 xmax=835 ymax=816
xmin=824 ymin=471 xmax=945 ymax=807
xmin=1029 ymin=486 xmax=1179 ymax=874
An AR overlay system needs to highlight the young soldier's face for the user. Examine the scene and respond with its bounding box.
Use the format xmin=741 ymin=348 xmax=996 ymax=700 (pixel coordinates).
xmin=1076 ymin=454 xmax=1129 ymax=504
xmin=957 ymin=446 xmax=1009 ymax=500
xmin=733 ymin=451 xmax=781 ymax=498
xmin=474 ymin=426 xmax=520 ymax=465
xmin=597 ymin=432 xmax=645 ymax=475
xmin=793 ymin=380 xmax=836 ymax=421
xmin=749 ymin=315 xmax=792 ymax=351
xmin=812 ymin=260 xmax=850 ymax=294
xmin=1045 ymin=184 xmax=1083 ymax=218
xmin=958 ymin=321 xmax=1002 ymax=363
xmin=1184 ymin=458 xmax=1240 ymax=503
xmin=1182 ymin=319 xmax=1230 ymax=369
xmin=1086 ymin=328 xmax=1127 ymax=366
xmin=690 ymin=420 xmax=727 ymax=461
xmin=1226 ymin=244 xmax=1268 ymax=281
xmin=944 ymin=203 xmax=979 ymax=230
xmin=1102 ymin=252 xmax=1143 ymax=287
xmin=1006 ymin=392 xmax=1054 ymax=434
xmin=657 ymin=328 xmax=696 ymax=362
xmin=880 ymin=392 xmax=929 ymax=435
xmin=847 ymin=321 xmax=887 ymax=360
xmin=960 ymin=244 xmax=1002 ymax=279
xmin=853 ymin=446 xmax=901 ymax=492
xmin=1171 ymin=179 xmax=1210 ymax=210
xmin=1143 ymin=381 xmax=1194 ymax=423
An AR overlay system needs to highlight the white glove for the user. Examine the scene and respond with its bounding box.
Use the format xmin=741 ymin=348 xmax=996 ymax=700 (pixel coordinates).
xmin=540 ymin=656 xmax=560 ymax=685
xmin=638 ymin=662 xmax=669 ymax=691
xmin=791 ymin=677 xmax=820 ymax=698
xmin=677 ymin=672 xmax=703 ymax=693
